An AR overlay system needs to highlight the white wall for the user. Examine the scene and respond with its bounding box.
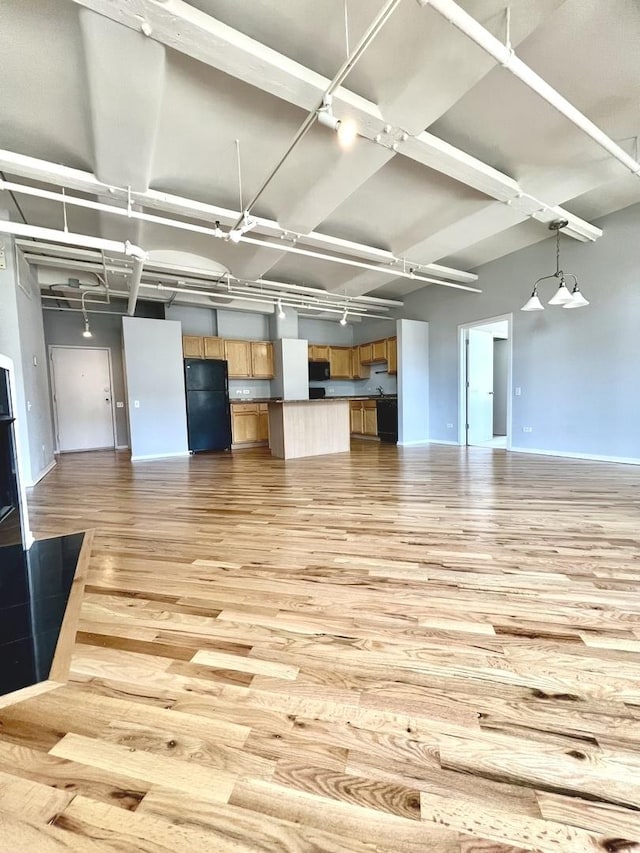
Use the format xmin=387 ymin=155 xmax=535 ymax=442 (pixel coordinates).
xmin=402 ymin=203 xmax=640 ymax=462
xmin=122 ymin=317 xmax=189 ymax=460
xmin=273 ymin=339 xmax=309 ymax=401
xmin=397 ymin=319 xmax=429 ymax=445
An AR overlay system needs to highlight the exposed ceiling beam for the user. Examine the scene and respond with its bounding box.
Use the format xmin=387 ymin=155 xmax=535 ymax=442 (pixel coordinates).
xmin=0 ymin=150 xmax=477 ymax=284
xmin=67 ymin=0 xmax=600 ymax=244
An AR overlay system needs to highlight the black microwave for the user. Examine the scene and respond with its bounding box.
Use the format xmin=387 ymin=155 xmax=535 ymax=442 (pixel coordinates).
xmin=308 ymin=361 xmax=330 ymax=381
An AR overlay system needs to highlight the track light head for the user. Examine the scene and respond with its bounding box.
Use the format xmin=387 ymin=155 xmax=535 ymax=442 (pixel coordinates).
xmin=227 ymin=228 xmax=243 ymax=243
xmin=82 ymin=317 xmax=93 ymax=337
xmin=317 ymin=96 xmax=358 ymax=148
xmin=213 ymin=221 xmax=224 ymax=238
xmin=277 ymin=298 xmax=285 ymax=319
xmin=339 ymin=308 xmax=348 ymax=326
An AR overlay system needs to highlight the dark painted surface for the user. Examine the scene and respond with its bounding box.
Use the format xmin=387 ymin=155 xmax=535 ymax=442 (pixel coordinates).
xmin=0 ymin=532 xmax=84 ymax=695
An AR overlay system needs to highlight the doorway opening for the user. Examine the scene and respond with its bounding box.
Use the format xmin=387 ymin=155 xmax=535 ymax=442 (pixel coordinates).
xmin=458 ymin=314 xmax=512 ymax=449
xmin=49 ymin=346 xmax=116 ymax=453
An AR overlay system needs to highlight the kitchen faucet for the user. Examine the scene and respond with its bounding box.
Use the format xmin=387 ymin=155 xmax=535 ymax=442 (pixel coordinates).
xmin=376 ymin=386 xmax=385 ymax=397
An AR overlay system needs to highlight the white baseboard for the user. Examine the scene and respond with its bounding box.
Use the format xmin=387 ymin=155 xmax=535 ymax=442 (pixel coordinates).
xmin=25 ymin=458 xmax=56 ymax=488
xmin=429 ymin=439 xmax=459 ymax=446
xmin=397 ymin=439 xmax=431 ymax=447
xmin=510 ymin=446 xmax=640 ymax=466
xmin=130 ymin=451 xmax=190 ymax=462
xmin=115 ymin=445 xmax=130 ymax=450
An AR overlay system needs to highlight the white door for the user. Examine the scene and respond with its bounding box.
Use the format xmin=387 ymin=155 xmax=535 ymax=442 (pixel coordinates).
xmin=467 ymin=329 xmax=494 ymax=445
xmin=51 ymin=347 xmax=115 ymax=452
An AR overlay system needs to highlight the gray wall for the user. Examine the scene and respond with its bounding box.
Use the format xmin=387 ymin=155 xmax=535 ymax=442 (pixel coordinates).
xmin=166 ymin=304 xmax=217 ymax=336
xmin=217 ymin=309 xmax=269 ymax=340
xmin=493 ymin=338 xmax=508 ymax=436
xmin=353 ymin=318 xmax=396 ymax=345
xmin=299 ymin=318 xmax=354 ymax=346
xmin=0 ymin=232 xmax=55 ymax=486
xmin=397 ymin=319 xmax=429 ymax=445
xmin=122 ymin=317 xmax=188 ymax=460
xmin=43 ymin=306 xmax=130 ymax=448
xmin=403 ymin=203 xmax=640 ymax=461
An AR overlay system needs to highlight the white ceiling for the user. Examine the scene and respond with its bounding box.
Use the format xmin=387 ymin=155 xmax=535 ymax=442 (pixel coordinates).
xmin=1 ymin=0 xmax=639 ymax=310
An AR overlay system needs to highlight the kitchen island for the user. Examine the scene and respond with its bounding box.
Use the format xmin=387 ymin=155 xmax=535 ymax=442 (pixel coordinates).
xmin=268 ymin=399 xmax=350 ymax=459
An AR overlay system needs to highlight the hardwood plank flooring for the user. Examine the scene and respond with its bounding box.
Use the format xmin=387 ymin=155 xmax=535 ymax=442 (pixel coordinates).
xmin=2 ymin=442 xmax=639 ymax=851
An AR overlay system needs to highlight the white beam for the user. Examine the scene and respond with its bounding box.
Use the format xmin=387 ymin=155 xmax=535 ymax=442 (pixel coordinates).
xmin=67 ymin=0 xmax=599 ymax=244
xmin=0 ymin=149 xmax=477 ymax=283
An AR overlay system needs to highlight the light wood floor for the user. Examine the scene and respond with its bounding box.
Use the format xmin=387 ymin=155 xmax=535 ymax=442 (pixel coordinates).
xmin=3 ymin=442 xmax=640 ymax=852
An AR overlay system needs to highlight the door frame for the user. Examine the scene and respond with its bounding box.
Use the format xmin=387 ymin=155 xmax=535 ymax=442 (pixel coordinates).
xmin=49 ymin=345 xmax=117 ymax=453
xmin=457 ymin=313 xmax=513 ymax=449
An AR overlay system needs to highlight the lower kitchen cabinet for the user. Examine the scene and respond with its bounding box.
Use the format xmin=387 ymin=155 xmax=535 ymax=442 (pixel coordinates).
xmin=363 ymin=401 xmax=378 ymax=436
xmin=349 ymin=400 xmax=364 ymax=434
xmin=350 ymin=400 xmax=378 ymax=437
xmin=231 ymin=403 xmax=269 ymax=445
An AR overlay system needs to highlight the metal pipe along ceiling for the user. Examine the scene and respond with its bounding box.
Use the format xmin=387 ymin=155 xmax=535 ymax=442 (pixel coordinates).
xmin=421 ymin=0 xmax=640 ymax=177
xmin=0 ymin=178 xmax=479 ymax=292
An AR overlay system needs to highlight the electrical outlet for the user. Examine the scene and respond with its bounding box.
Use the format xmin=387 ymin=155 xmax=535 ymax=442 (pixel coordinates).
xmin=235 ymin=389 xmax=242 ymax=395
xmin=447 ymin=423 xmax=454 ymax=429
xmin=242 ymin=389 xmax=251 ymax=395
xmin=116 ymin=401 xmax=124 ymax=409
xmin=328 ymin=387 xmax=335 ymax=393
xmin=515 ymin=387 xmax=522 ymax=396
xmin=33 ymin=356 xmax=38 ymax=367
xmin=0 ymin=250 xmax=5 ymax=270
xmin=522 ymin=426 xmax=533 ymax=433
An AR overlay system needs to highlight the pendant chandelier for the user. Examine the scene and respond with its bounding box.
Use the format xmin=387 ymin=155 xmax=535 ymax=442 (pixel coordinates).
xmin=521 ymin=220 xmax=589 ymax=311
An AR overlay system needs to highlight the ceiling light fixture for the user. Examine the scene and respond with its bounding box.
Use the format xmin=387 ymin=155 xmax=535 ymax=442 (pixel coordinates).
xmin=339 ymin=307 xmax=348 ymax=326
xmin=81 ymin=290 xmax=93 ymax=337
xmin=277 ymin=298 xmax=285 ymax=319
xmin=521 ymin=220 xmax=589 ymax=312
xmin=316 ymin=95 xmax=358 ymax=149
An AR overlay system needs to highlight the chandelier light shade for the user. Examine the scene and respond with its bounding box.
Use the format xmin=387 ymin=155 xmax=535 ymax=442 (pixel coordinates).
xmin=521 ymin=221 xmax=589 ymax=311
xmin=521 ymin=287 xmax=544 ymax=311
xmin=563 ymin=280 xmax=590 ymax=308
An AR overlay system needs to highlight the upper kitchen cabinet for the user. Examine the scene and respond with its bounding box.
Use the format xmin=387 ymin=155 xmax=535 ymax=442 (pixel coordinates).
xmin=224 ymin=340 xmax=252 ymax=378
xmin=251 ymin=342 xmax=275 ymax=379
xmin=329 ymin=347 xmax=351 ymax=380
xmin=203 ymin=336 xmax=225 ymax=359
xmin=351 ymin=347 xmax=369 ymax=379
xmin=308 ymin=344 xmax=330 ymax=362
xmin=182 ymin=335 xmax=204 ymax=358
xmin=387 ymin=337 xmax=397 ymax=374
xmin=360 ymin=340 xmax=387 ymax=364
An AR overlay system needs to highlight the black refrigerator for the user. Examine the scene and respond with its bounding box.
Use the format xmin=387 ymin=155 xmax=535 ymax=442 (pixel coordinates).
xmin=184 ymin=359 xmax=232 ymax=452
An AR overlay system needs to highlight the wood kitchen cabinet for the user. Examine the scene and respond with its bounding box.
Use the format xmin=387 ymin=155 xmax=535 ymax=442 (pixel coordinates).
xmin=203 ymin=336 xmax=224 ymax=359
xmin=258 ymin=403 xmax=269 ymax=441
xmin=358 ymin=342 xmax=373 ymax=365
xmin=350 ymin=400 xmax=364 ymax=434
xmin=231 ymin=403 xmax=269 ymax=445
xmin=329 ymin=347 xmax=351 ymax=379
xmin=224 ymin=340 xmax=252 ymax=378
xmin=182 ymin=335 xmax=204 ymax=358
xmin=308 ymin=344 xmax=330 ymax=362
xmin=363 ymin=400 xmax=378 ymax=436
xmin=251 ymin=342 xmax=274 ymax=378
xmin=371 ymin=339 xmax=387 ymax=362
xmin=350 ymin=399 xmax=378 ymax=437
xmin=351 ymin=346 xmax=369 ymax=379
xmin=387 ymin=337 xmax=397 ymax=374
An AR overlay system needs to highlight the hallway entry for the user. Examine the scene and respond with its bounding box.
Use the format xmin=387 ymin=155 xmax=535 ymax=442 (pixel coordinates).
xmin=50 ymin=346 xmax=116 ymax=453
xmin=459 ymin=316 xmax=512 ymax=448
